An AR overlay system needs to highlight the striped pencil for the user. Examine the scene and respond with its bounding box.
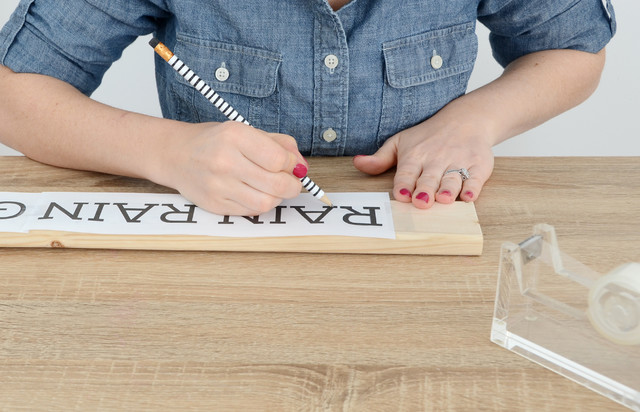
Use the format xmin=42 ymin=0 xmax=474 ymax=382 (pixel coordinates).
xmin=149 ymin=38 xmax=332 ymax=207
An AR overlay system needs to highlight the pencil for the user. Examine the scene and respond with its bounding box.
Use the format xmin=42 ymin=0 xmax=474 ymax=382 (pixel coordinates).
xmin=149 ymin=38 xmax=332 ymax=207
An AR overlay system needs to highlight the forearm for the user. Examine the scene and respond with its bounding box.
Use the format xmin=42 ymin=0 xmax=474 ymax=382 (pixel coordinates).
xmin=355 ymin=47 xmax=607 ymax=208
xmin=0 ymin=65 xmax=197 ymax=184
xmin=0 ymin=65 xmax=307 ymax=216
xmin=432 ymin=48 xmax=606 ymax=145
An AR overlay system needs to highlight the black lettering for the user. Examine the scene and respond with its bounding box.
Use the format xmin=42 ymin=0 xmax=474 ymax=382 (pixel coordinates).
xmin=291 ymin=206 xmax=335 ymax=224
xmin=160 ymin=203 xmax=197 ymax=223
xmin=340 ymin=206 xmax=382 ymax=226
xmin=88 ymin=203 xmax=110 ymax=222
xmin=241 ymin=215 xmax=263 ymax=225
xmin=217 ymin=215 xmax=264 ymax=225
xmin=269 ymin=205 xmax=286 ymax=224
xmin=113 ymin=203 xmax=159 ymax=223
xmin=218 ymin=215 xmax=233 ymax=225
xmin=0 ymin=201 xmax=26 ymax=220
xmin=38 ymin=202 xmax=87 ymax=220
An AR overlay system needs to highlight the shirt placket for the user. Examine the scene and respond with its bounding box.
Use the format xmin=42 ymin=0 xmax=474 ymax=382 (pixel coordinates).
xmin=311 ymin=3 xmax=349 ymax=156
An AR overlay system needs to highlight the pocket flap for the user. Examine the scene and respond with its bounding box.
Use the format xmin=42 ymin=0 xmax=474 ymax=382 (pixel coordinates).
xmin=174 ymin=34 xmax=282 ymax=98
xmin=382 ymin=22 xmax=477 ymax=89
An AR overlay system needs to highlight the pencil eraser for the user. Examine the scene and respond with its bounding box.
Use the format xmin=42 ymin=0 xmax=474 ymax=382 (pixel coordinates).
xmin=149 ymin=38 xmax=160 ymax=48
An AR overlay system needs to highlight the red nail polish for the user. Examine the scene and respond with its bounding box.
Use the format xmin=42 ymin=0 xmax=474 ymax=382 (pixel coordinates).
xmin=416 ymin=192 xmax=429 ymax=202
xmin=399 ymin=188 xmax=411 ymax=196
xmin=464 ymin=191 xmax=474 ymax=199
xmin=440 ymin=190 xmax=452 ymax=197
xmin=293 ymin=163 xmax=308 ymax=178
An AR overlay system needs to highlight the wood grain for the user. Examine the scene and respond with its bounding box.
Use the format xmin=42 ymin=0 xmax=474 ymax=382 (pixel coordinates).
xmin=0 ymin=200 xmax=483 ymax=255
xmin=0 ymin=156 xmax=638 ymax=411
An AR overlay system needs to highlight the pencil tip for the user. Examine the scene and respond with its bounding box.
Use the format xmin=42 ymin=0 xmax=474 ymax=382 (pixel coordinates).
xmin=320 ymin=194 xmax=333 ymax=207
xmin=149 ymin=37 xmax=160 ymax=48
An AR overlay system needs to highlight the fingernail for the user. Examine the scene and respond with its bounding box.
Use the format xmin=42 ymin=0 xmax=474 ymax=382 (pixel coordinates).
xmin=440 ymin=190 xmax=452 ymax=197
xmin=464 ymin=191 xmax=474 ymax=199
xmin=293 ymin=163 xmax=308 ymax=178
xmin=399 ymin=188 xmax=411 ymax=197
xmin=416 ymin=192 xmax=429 ymax=203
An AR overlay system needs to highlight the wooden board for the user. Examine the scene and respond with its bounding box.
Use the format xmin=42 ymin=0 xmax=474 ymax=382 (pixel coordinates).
xmin=2 ymin=157 xmax=636 ymax=411
xmin=0 ymin=200 xmax=482 ymax=255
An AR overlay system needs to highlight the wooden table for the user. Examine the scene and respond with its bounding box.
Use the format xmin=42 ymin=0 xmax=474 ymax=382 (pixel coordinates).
xmin=0 ymin=156 xmax=638 ymax=411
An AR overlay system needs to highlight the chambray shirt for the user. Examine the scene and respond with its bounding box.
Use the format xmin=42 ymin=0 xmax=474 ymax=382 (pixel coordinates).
xmin=0 ymin=0 xmax=615 ymax=156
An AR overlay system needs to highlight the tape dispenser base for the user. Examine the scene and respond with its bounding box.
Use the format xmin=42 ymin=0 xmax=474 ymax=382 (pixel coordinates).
xmin=492 ymin=224 xmax=639 ymax=411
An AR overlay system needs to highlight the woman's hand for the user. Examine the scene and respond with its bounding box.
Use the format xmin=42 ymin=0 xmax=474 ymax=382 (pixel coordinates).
xmin=354 ymin=117 xmax=494 ymax=208
xmin=0 ymin=67 xmax=306 ymax=217
xmin=158 ymin=121 xmax=307 ymax=216
xmin=354 ymin=48 xmax=607 ymax=209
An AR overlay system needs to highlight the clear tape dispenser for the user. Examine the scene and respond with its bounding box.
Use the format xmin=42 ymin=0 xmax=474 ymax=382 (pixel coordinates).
xmin=492 ymin=224 xmax=639 ymax=410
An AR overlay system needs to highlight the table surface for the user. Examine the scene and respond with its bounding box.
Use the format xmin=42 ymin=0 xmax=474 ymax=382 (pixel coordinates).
xmin=1 ymin=156 xmax=638 ymax=411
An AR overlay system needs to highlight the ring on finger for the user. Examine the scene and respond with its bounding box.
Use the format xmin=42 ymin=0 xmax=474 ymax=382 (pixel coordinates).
xmin=443 ymin=168 xmax=470 ymax=181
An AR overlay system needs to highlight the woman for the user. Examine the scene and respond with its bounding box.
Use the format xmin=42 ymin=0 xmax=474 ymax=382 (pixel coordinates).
xmin=0 ymin=0 xmax=616 ymax=215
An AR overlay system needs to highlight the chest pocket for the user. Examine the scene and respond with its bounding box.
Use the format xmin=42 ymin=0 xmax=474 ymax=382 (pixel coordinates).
xmin=165 ymin=34 xmax=282 ymax=132
xmin=377 ymin=22 xmax=477 ymax=146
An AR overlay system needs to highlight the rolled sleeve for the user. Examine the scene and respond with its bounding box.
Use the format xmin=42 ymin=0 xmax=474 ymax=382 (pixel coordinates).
xmin=0 ymin=0 xmax=168 ymax=95
xmin=478 ymin=0 xmax=616 ymax=67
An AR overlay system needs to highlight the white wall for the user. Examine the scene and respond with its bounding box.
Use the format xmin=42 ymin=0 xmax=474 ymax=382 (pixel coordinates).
xmin=1 ymin=1 xmax=638 ymax=156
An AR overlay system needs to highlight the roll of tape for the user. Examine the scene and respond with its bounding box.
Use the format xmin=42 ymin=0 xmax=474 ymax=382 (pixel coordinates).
xmin=588 ymin=262 xmax=640 ymax=345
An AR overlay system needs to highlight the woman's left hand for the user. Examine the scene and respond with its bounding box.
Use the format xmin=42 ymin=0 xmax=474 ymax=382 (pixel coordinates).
xmin=353 ymin=48 xmax=609 ymax=207
xmin=353 ymin=116 xmax=494 ymax=208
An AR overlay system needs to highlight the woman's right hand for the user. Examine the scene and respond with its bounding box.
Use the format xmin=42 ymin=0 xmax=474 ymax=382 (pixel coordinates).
xmin=157 ymin=121 xmax=307 ymax=216
xmin=0 ymin=67 xmax=305 ymax=217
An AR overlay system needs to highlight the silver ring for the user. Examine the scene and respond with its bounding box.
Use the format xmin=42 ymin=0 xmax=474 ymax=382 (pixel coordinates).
xmin=444 ymin=168 xmax=470 ymax=181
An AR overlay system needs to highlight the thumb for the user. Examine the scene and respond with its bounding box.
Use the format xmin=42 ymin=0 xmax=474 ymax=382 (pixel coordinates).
xmin=353 ymin=135 xmax=398 ymax=175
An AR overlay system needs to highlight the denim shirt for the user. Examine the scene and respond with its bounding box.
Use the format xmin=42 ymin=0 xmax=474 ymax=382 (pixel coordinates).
xmin=0 ymin=0 xmax=616 ymax=156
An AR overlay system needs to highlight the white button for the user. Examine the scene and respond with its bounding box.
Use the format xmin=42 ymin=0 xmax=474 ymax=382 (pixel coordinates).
xmin=322 ymin=128 xmax=338 ymax=142
xmin=324 ymin=54 xmax=339 ymax=70
xmin=430 ymin=54 xmax=443 ymax=70
xmin=215 ymin=64 xmax=229 ymax=82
